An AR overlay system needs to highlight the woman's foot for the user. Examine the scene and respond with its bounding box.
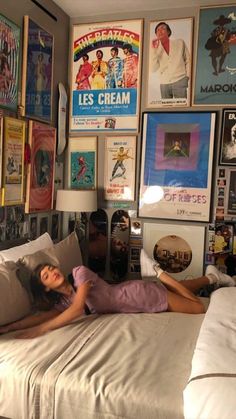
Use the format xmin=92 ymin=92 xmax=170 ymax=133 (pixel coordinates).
xmin=205 ymin=265 xmax=236 ymax=287
xmin=140 ymin=249 xmax=163 ymax=278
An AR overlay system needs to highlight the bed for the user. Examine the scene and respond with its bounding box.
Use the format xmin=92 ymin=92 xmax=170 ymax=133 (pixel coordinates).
xmin=0 ymin=232 xmax=234 ymax=419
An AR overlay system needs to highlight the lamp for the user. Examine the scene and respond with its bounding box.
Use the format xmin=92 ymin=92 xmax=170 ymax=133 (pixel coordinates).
xmin=56 ymin=189 xmax=97 ymax=235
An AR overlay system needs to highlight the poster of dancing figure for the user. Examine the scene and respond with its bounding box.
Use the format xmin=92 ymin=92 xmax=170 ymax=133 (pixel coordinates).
xmin=70 ymin=20 xmax=142 ymax=132
xmin=68 ymin=137 xmax=97 ymax=189
xmin=219 ymin=109 xmax=236 ymax=165
xmin=104 ymin=136 xmax=136 ymax=201
xmin=194 ymin=6 xmax=236 ymax=105
xmin=0 ymin=13 xmax=20 ymax=111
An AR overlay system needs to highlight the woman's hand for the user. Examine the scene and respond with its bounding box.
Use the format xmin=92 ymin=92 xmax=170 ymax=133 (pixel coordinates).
xmin=15 ymin=325 xmax=47 ymax=339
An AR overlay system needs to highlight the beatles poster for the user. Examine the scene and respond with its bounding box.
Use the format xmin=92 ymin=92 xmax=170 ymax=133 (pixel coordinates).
xmin=147 ymin=18 xmax=193 ymax=108
xmin=194 ymin=6 xmax=236 ymax=105
xmin=21 ymin=16 xmax=54 ymax=122
xmin=219 ymin=109 xmax=236 ymax=165
xmin=104 ymin=136 xmax=136 ymax=201
xmin=70 ymin=20 xmax=142 ymax=132
xmin=25 ymin=121 xmax=56 ymax=213
xmin=139 ymin=112 xmax=216 ymax=222
xmin=0 ymin=13 xmax=20 ymax=111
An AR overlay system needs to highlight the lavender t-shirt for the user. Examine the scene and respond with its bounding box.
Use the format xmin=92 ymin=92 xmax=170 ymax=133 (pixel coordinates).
xmin=56 ymin=265 xmax=168 ymax=314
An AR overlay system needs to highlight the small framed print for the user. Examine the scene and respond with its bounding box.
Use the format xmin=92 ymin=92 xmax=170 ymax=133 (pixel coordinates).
xmin=39 ymin=214 xmax=49 ymax=236
xmin=2 ymin=117 xmax=26 ymax=206
xmin=226 ymin=169 xmax=236 ymax=215
xmin=29 ymin=214 xmax=38 ymax=240
xmin=104 ymin=136 xmax=136 ymax=201
xmin=68 ymin=136 xmax=97 ymax=189
xmin=139 ymin=111 xmax=216 ymax=222
xmin=21 ymin=16 xmax=54 ymax=123
xmin=0 ymin=13 xmax=20 ymax=111
xmin=147 ymin=17 xmax=193 ymax=108
xmin=219 ymin=110 xmax=236 ymax=165
xmin=25 ymin=120 xmax=56 ymax=213
xmin=51 ymin=211 xmax=61 ymax=242
xmin=143 ymin=222 xmax=205 ymax=280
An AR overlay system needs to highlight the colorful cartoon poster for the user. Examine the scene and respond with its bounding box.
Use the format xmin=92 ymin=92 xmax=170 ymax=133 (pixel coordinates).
xmin=0 ymin=13 xmax=20 ymax=111
xmin=21 ymin=16 xmax=54 ymax=122
xmin=25 ymin=121 xmax=56 ymax=213
xmin=139 ymin=112 xmax=216 ymax=222
xmin=194 ymin=6 xmax=236 ymax=105
xmin=147 ymin=18 xmax=193 ymax=108
xmin=70 ymin=20 xmax=142 ymax=132
xmin=68 ymin=136 xmax=97 ymax=189
xmin=104 ymin=136 xmax=136 ymax=201
xmin=2 ymin=117 xmax=25 ymax=206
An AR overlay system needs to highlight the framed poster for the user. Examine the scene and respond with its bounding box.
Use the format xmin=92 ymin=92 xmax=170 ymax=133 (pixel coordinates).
xmin=104 ymin=136 xmax=136 ymax=201
xmin=29 ymin=214 xmax=38 ymax=240
xmin=0 ymin=13 xmax=20 ymax=111
xmin=226 ymin=169 xmax=236 ymax=215
xmin=70 ymin=19 xmax=142 ymax=132
xmin=0 ymin=116 xmax=3 ymax=189
xmin=25 ymin=120 xmax=56 ymax=213
xmin=68 ymin=136 xmax=97 ymax=189
xmin=219 ymin=109 xmax=236 ymax=165
xmin=38 ymin=213 xmax=49 ymax=236
xmin=143 ymin=222 xmax=205 ymax=280
xmin=2 ymin=117 xmax=25 ymax=206
xmin=147 ymin=18 xmax=193 ymax=108
xmin=21 ymin=16 xmax=54 ymax=122
xmin=193 ymin=5 xmax=236 ymax=106
xmin=51 ymin=211 xmax=61 ymax=242
xmin=139 ymin=112 xmax=216 ymax=222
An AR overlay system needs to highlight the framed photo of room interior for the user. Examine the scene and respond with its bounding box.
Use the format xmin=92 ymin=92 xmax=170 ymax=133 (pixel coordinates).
xmin=70 ymin=19 xmax=143 ymax=132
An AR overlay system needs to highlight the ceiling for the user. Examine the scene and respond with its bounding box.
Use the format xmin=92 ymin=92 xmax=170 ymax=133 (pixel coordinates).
xmin=52 ymin=0 xmax=233 ymax=18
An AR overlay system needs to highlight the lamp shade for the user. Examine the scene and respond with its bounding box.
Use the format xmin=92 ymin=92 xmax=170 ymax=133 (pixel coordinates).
xmin=56 ymin=189 xmax=97 ymax=212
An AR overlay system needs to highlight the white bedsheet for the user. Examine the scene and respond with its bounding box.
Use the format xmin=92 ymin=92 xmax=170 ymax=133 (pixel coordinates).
xmin=184 ymin=288 xmax=236 ymax=419
xmin=0 ymin=312 xmax=204 ymax=419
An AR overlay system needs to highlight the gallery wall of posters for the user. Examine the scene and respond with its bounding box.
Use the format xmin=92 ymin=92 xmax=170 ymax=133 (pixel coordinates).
xmin=0 ymin=13 xmax=20 ymax=111
xmin=25 ymin=121 xmax=56 ymax=213
xmin=143 ymin=223 xmax=205 ymax=280
xmin=70 ymin=19 xmax=142 ymax=132
xmin=68 ymin=136 xmax=97 ymax=189
xmin=139 ymin=112 xmax=216 ymax=222
xmin=104 ymin=136 xmax=136 ymax=201
xmin=21 ymin=16 xmax=54 ymax=123
xmin=193 ymin=5 xmax=236 ymax=106
xmin=219 ymin=109 xmax=236 ymax=165
xmin=147 ymin=18 xmax=193 ymax=108
xmin=2 ymin=117 xmax=25 ymax=206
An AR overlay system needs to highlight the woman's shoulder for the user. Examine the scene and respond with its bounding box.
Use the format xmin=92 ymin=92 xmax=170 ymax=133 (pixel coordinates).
xmin=72 ymin=265 xmax=98 ymax=286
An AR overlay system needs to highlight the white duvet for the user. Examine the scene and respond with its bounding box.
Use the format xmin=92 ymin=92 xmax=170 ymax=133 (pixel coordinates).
xmin=184 ymin=288 xmax=236 ymax=419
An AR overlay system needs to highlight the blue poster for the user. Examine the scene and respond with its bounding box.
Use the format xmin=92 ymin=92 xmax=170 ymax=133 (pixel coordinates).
xmin=71 ymin=151 xmax=95 ymax=189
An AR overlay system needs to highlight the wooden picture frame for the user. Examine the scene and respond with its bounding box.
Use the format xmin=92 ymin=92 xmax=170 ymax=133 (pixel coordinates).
xmin=68 ymin=136 xmax=97 ymax=189
xmin=104 ymin=136 xmax=136 ymax=201
xmin=147 ymin=17 xmax=193 ymax=108
xmin=21 ymin=16 xmax=54 ymax=123
xmin=139 ymin=111 xmax=216 ymax=222
xmin=0 ymin=13 xmax=20 ymax=111
xmin=193 ymin=5 xmax=236 ymax=106
xmin=219 ymin=109 xmax=236 ymax=165
xmin=2 ymin=117 xmax=26 ymax=206
xmin=25 ymin=120 xmax=56 ymax=213
xmin=70 ymin=19 xmax=142 ymax=132
xmin=143 ymin=222 xmax=205 ymax=280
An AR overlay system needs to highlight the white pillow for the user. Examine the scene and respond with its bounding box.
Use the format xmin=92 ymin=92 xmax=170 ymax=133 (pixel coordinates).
xmin=0 ymin=261 xmax=31 ymax=326
xmin=53 ymin=231 xmax=82 ymax=276
xmin=0 ymin=232 xmax=53 ymax=263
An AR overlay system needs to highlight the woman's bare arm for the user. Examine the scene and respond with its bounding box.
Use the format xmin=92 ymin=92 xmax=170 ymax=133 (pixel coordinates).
xmin=0 ymin=309 xmax=59 ymax=335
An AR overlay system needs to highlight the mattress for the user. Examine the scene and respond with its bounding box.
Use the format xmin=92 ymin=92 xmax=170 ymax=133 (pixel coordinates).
xmin=0 ymin=311 xmax=204 ymax=419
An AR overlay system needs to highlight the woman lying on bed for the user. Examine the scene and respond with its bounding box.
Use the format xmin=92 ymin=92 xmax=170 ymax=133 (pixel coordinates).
xmin=0 ymin=250 xmax=235 ymax=339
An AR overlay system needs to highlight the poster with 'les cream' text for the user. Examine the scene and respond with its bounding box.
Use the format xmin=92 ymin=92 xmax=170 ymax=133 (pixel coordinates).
xmin=70 ymin=20 xmax=142 ymax=132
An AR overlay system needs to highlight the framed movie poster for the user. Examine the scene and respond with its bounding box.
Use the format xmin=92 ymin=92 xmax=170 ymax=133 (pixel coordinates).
xmin=2 ymin=117 xmax=26 ymax=206
xmin=147 ymin=18 xmax=193 ymax=108
xmin=139 ymin=112 xmax=216 ymax=222
xmin=21 ymin=16 xmax=54 ymax=122
xmin=0 ymin=14 xmax=20 ymax=111
xmin=68 ymin=136 xmax=97 ymax=189
xmin=104 ymin=136 xmax=136 ymax=201
xmin=25 ymin=121 xmax=56 ymax=213
xmin=226 ymin=169 xmax=236 ymax=215
xmin=193 ymin=5 xmax=236 ymax=106
xmin=70 ymin=19 xmax=142 ymax=132
xmin=143 ymin=222 xmax=205 ymax=280
xmin=219 ymin=109 xmax=236 ymax=165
